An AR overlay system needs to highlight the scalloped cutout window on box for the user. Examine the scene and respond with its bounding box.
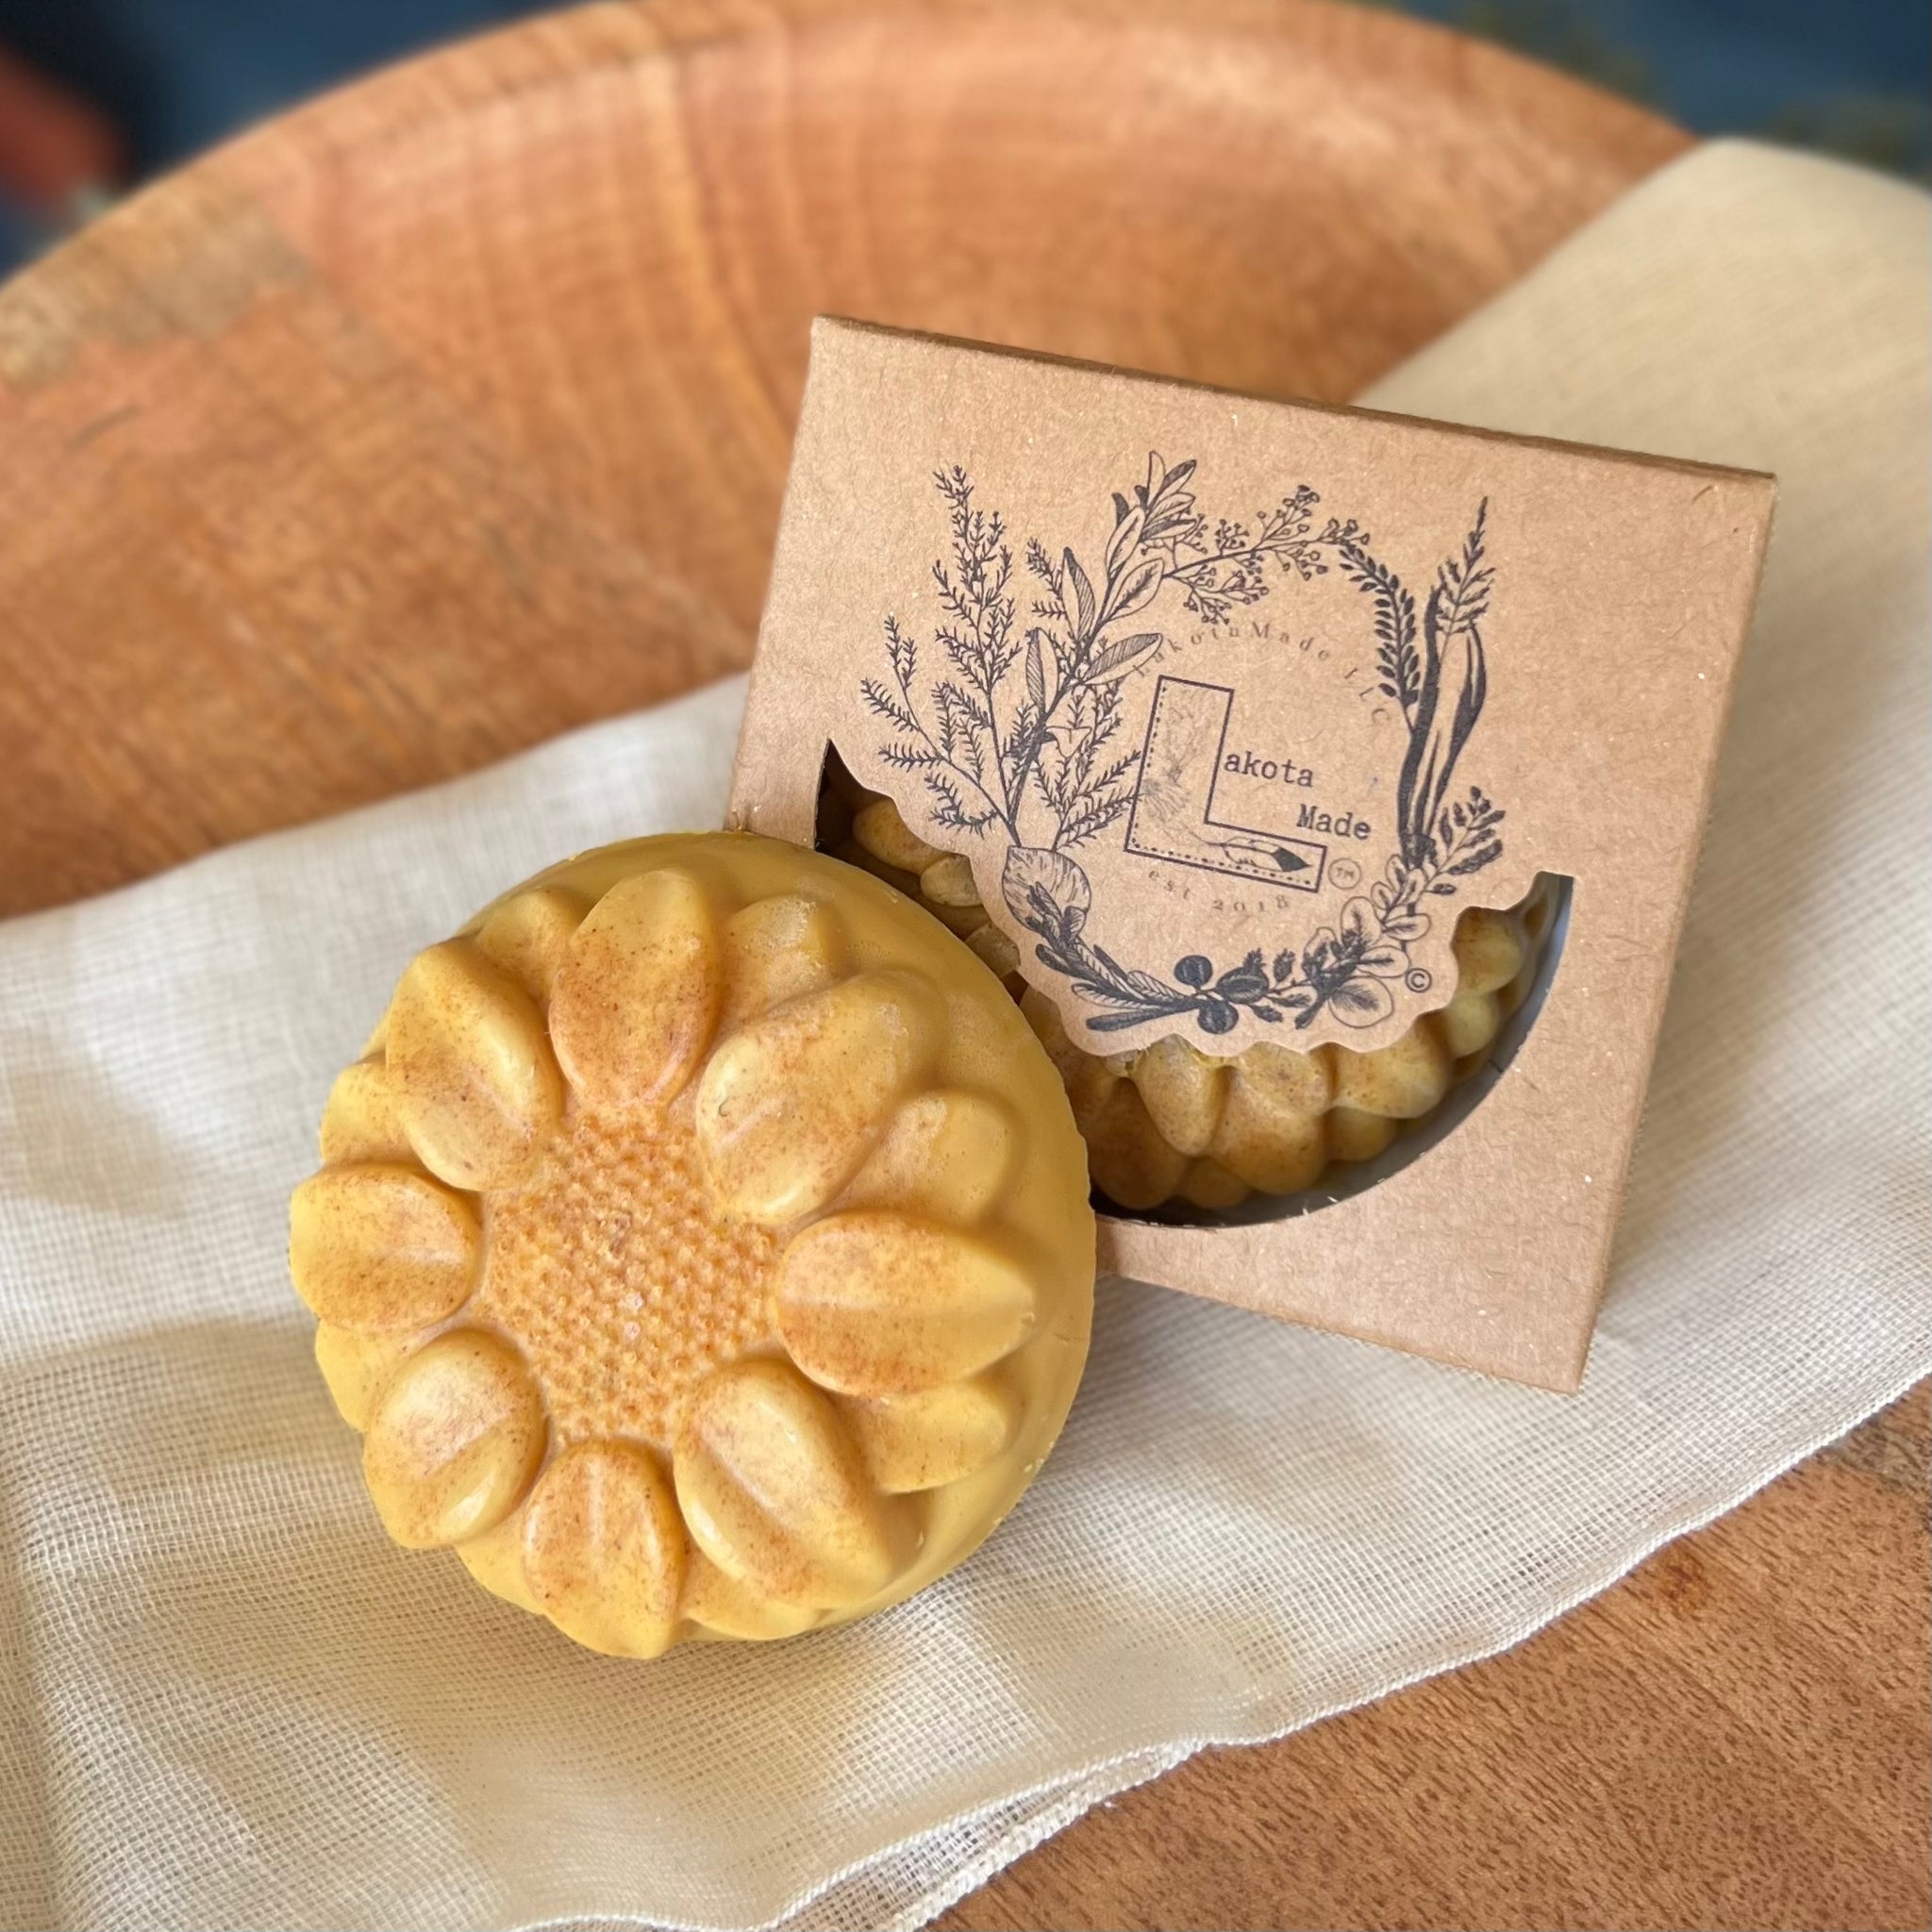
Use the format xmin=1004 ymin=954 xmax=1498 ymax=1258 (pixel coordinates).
xmin=817 ymin=745 xmax=1571 ymax=1229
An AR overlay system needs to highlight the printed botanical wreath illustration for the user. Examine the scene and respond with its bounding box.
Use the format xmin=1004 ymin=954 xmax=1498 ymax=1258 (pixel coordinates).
xmin=862 ymin=455 xmax=1507 ymax=1037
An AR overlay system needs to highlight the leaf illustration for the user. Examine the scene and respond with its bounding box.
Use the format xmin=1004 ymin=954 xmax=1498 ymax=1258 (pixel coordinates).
xmin=1105 ymin=556 xmax=1164 ymax=625
xmin=1338 ymin=897 xmax=1379 ymax=943
xmin=1328 ymin=974 xmax=1396 ymax=1027
xmin=860 ymin=677 xmax=920 ymax=735
xmin=1393 ymin=504 xmax=1491 ymax=866
xmin=1214 ymin=958 xmax=1271 ymax=1002
xmin=1106 ymin=504 xmax=1146 ymax=576
xmin=1085 ymin=631 xmax=1162 ymax=685
xmin=1063 ymin=549 xmax=1097 ymax=639
xmin=1002 ymin=845 xmax=1091 ymax=933
xmin=1025 ymin=632 xmax=1046 ymax=713
xmin=1356 ymin=941 xmax=1408 ymax=977
xmin=1088 ymin=941 xmax=1176 ymax=1005
xmin=1144 ymin=451 xmax=1165 ymax=499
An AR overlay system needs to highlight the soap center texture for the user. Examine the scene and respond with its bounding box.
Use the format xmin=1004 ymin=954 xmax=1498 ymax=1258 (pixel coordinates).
xmin=475 ymin=1105 xmax=780 ymax=1445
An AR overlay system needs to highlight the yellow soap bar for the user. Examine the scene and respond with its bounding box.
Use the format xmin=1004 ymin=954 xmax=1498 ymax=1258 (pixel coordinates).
xmin=835 ymin=779 xmax=1556 ymax=1212
xmin=290 ymin=833 xmax=1096 ymax=1655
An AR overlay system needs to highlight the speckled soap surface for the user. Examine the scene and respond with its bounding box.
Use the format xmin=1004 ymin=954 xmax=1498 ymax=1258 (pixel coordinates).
xmin=290 ymin=833 xmax=1096 ymax=1656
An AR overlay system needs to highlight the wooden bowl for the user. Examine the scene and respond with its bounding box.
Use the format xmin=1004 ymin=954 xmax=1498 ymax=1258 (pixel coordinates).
xmin=0 ymin=0 xmax=1682 ymax=916
xmin=3 ymin=17 xmax=1920 ymax=1932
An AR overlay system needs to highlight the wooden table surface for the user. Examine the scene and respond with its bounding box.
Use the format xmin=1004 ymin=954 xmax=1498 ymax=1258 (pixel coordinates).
xmin=0 ymin=2 xmax=1922 ymax=1924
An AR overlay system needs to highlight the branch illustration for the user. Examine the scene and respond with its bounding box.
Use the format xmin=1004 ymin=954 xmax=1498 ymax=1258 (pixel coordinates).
xmin=872 ymin=456 xmax=1357 ymax=852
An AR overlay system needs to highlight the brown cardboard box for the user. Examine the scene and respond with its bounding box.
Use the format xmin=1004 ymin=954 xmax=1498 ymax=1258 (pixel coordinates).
xmin=729 ymin=320 xmax=1774 ymax=1389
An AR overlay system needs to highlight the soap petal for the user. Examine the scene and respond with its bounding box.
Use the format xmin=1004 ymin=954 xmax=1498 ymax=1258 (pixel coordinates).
xmin=550 ymin=869 xmax=723 ymax=1109
xmin=840 ymin=1090 xmax=1015 ymax=1223
xmin=674 ymin=1358 xmax=897 ymax=1609
xmin=923 ymin=896 xmax=992 ymax=938
xmin=852 ymin=797 xmax=944 ymax=873
xmin=1327 ymin=1107 xmax=1400 ymax=1162
xmin=1130 ymin=1037 xmax=1228 ymax=1158
xmin=318 ymin=1058 xmax=413 ymax=1165
xmin=456 ymin=1502 xmax=543 ymax=1614
xmin=474 ymin=887 xmax=591 ymax=1007
xmin=1084 ymin=1079 xmax=1189 ymax=1209
xmin=289 ymin=1163 xmax=479 ymax=1332
xmin=833 ymin=838 xmax=921 ymax=896
xmin=1210 ymin=1079 xmax=1326 ymax=1194
xmin=680 ymin=1553 xmax=820 ymax=1641
xmin=522 ymin=1439 xmax=687 ymax=1658
xmin=918 ymin=854 xmax=981 ymax=908
xmin=362 ymin=1329 xmax=547 ymax=1549
xmin=1021 ymin=989 xmax=1126 ymax=1131
xmin=841 ymin=1376 xmax=1019 ymax=1493
xmin=1215 ymin=1044 xmax=1336 ymax=1194
xmin=388 ymin=941 xmax=564 ymax=1190
xmin=1452 ymin=907 xmax=1527 ymax=997
xmin=313 ymin=1323 xmax=412 ymax=1431
xmin=1331 ymin=1025 xmax=1454 ymax=1120
xmin=1178 ymin=1158 xmax=1249 ymax=1211
xmin=719 ymin=893 xmax=844 ymax=1029
xmin=1434 ymin=988 xmax=1502 ymax=1060
xmin=1234 ymin=1041 xmax=1336 ymax=1115
xmin=694 ymin=971 xmax=941 ymax=1224
xmin=774 ymin=1212 xmax=1037 ymax=1396
xmin=965 ymin=923 xmax=1020 ymax=981
xmin=1522 ymin=877 xmax=1561 ymax=944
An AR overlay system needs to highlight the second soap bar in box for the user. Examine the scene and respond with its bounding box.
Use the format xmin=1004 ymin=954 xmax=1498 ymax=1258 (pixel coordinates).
xmin=730 ymin=320 xmax=1775 ymax=1391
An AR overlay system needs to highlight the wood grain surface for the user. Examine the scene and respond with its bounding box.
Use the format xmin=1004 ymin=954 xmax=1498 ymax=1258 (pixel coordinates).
xmin=940 ymin=1388 xmax=1930 ymax=1932
xmin=0 ymin=3 xmax=1921 ymax=1926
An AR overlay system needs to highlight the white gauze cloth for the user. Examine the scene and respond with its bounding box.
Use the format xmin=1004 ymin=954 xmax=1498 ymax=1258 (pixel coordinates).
xmin=0 ymin=142 xmax=1925 ymax=1932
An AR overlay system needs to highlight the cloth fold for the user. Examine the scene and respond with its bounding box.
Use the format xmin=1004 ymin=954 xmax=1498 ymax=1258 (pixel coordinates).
xmin=0 ymin=142 xmax=1925 ymax=1932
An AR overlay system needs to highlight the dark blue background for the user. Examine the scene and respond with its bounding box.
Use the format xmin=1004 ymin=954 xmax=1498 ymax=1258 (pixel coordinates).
xmin=0 ymin=0 xmax=1924 ymax=268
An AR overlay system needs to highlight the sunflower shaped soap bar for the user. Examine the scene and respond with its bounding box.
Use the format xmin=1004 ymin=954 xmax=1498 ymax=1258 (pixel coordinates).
xmin=825 ymin=781 xmax=1556 ymax=1212
xmin=291 ymin=834 xmax=1095 ymax=1655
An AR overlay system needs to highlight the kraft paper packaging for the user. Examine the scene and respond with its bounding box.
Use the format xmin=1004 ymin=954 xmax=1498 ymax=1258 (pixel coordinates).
xmin=730 ymin=321 xmax=1775 ymax=1390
